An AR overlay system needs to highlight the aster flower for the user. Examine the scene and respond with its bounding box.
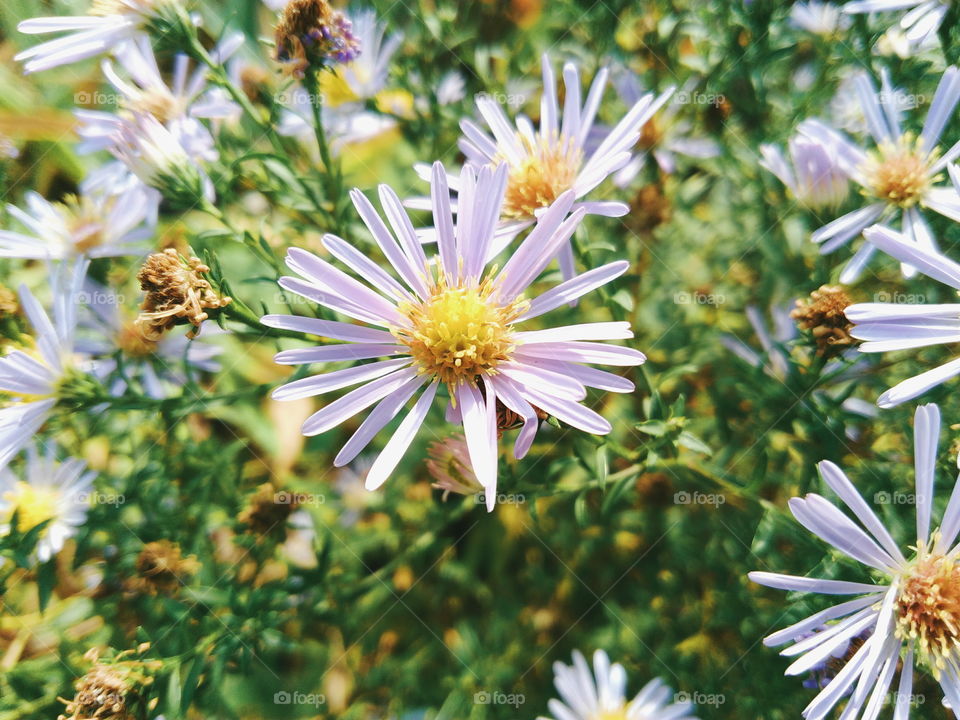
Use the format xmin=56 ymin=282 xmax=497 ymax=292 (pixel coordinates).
xmin=0 ymin=185 xmax=153 ymax=261
xmin=76 ymin=281 xmax=223 ymax=399
xmin=829 ymin=70 xmax=916 ymax=136
xmin=278 ymin=9 xmax=403 ymax=149
xmin=0 ymin=261 xmax=91 ymax=471
xmin=749 ymin=403 xmax=960 ymax=719
xmin=76 ymin=35 xmax=242 ymax=164
xmin=611 ymin=73 xmax=719 ymax=185
xmin=790 ymin=1 xmax=852 ymax=37
xmin=110 ymin=112 xmax=215 ymax=207
xmin=0 ymin=443 xmax=94 ymax=562
xmin=800 ymin=67 xmax=960 ymax=283
xmin=760 ymin=131 xmax=850 ymax=210
xmin=263 ymin=162 xmax=642 ymax=510
xmin=412 ymin=54 xmax=673 ymax=279
xmin=15 ymin=0 xmax=180 ymax=74
xmin=843 ymin=1 xmax=949 ymax=48
xmin=845 ymin=221 xmax=960 ymax=408
xmin=537 ymin=649 xmax=696 ymax=720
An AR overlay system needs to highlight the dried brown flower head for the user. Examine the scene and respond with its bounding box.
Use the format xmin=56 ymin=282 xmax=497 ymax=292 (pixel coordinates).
xmin=790 ymin=285 xmax=854 ymax=355
xmin=135 ymin=248 xmax=231 ymax=341
xmin=237 ymin=482 xmax=297 ymax=538
xmin=58 ymin=648 xmax=156 ymax=720
xmin=127 ymin=540 xmax=199 ymax=596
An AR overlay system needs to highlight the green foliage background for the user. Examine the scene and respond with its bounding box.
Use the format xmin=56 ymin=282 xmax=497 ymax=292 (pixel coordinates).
xmin=1 ymin=0 xmax=959 ymax=718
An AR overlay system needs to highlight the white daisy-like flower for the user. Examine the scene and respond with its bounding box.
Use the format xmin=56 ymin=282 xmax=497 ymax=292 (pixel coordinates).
xmin=760 ymin=130 xmax=850 ymax=210
xmin=845 ymin=220 xmax=960 ymax=408
xmin=829 ymin=70 xmax=917 ymax=136
xmin=791 ymin=1 xmax=853 ymax=37
xmin=0 ymin=185 xmax=153 ymax=261
xmin=14 ymin=0 xmax=177 ymax=74
xmin=750 ymin=403 xmax=960 ymax=719
xmin=800 ymin=67 xmax=960 ymax=283
xmin=278 ymin=9 xmax=404 ymax=149
xmin=537 ymin=649 xmax=696 ymax=720
xmin=263 ymin=162 xmax=643 ymax=510
xmin=411 ymin=54 xmax=673 ymax=280
xmin=843 ymin=1 xmax=949 ymax=48
xmin=76 ymin=282 xmax=223 ymax=399
xmin=110 ymin=112 xmax=215 ymax=205
xmin=76 ymin=35 xmax=242 ymax=164
xmin=0 ymin=443 xmax=94 ymax=562
xmin=0 ymin=262 xmax=90 ymax=471
xmin=611 ymin=73 xmax=719 ymax=186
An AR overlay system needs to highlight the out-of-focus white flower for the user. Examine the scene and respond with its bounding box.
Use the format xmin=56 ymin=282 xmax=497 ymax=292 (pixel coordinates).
xmin=77 ymin=282 xmax=223 ymax=399
xmin=0 ymin=185 xmax=153 ymax=261
xmin=0 ymin=443 xmax=94 ymax=562
xmin=537 ymin=649 xmax=697 ymax=720
xmin=76 ymin=35 xmax=242 ymax=164
xmin=611 ymin=73 xmax=719 ymax=186
xmin=800 ymin=67 xmax=960 ymax=283
xmin=760 ymin=132 xmax=850 ymax=210
xmin=110 ymin=112 xmax=215 ymax=206
xmin=14 ymin=0 xmax=182 ymax=74
xmin=829 ymin=70 xmax=917 ymax=135
xmin=0 ymin=262 xmax=91 ymax=471
xmin=844 ymin=0 xmax=948 ymax=50
xmin=790 ymin=1 xmax=852 ymax=37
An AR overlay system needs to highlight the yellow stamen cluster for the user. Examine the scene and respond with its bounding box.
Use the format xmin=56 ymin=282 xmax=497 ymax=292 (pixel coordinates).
xmin=60 ymin=195 xmax=107 ymax=253
xmin=896 ymin=538 xmax=960 ymax=677
xmin=123 ymin=88 xmax=183 ymax=124
xmin=591 ymin=708 xmax=629 ymax=720
xmin=863 ymin=135 xmax=934 ymax=208
xmin=2 ymin=481 xmax=60 ymax=534
xmin=394 ymin=277 xmax=526 ymax=391
xmin=501 ymin=132 xmax=582 ymax=219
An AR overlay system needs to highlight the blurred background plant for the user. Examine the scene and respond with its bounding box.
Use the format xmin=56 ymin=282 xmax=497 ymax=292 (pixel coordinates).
xmin=0 ymin=0 xmax=958 ymax=718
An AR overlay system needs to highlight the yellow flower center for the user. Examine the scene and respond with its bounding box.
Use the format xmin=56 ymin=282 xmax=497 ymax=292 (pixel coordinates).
xmin=60 ymin=195 xmax=106 ymax=253
xmin=124 ymin=88 xmax=184 ymax=124
xmin=896 ymin=539 xmax=960 ymax=677
xmin=863 ymin=136 xmax=934 ymax=208
xmin=3 ymin=482 xmax=60 ymax=534
xmin=393 ymin=277 xmax=525 ymax=391
xmin=501 ymin=132 xmax=582 ymax=219
xmin=591 ymin=709 xmax=629 ymax=720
